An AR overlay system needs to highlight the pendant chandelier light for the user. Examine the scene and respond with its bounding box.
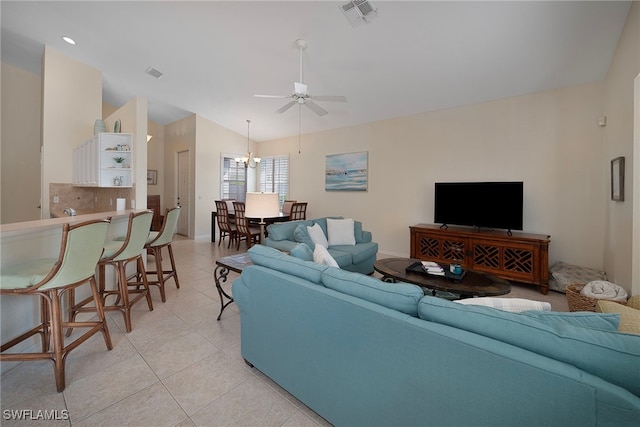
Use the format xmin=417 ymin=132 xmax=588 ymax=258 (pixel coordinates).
xmin=235 ymin=119 xmax=260 ymax=168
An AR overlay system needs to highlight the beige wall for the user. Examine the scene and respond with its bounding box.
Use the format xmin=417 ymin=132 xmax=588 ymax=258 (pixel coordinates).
xmin=147 ymin=120 xmax=166 ymax=210
xmin=603 ymin=2 xmax=640 ymax=294
xmin=162 ymin=114 xmax=252 ymax=238
xmin=194 ymin=115 xmax=256 ymax=237
xmin=41 ymin=47 xmax=102 ymax=219
xmin=259 ymin=83 xmax=608 ymax=273
xmin=1 ymin=63 xmax=41 ymax=223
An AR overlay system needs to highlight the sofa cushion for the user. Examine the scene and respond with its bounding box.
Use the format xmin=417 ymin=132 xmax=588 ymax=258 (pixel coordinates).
xmin=327 ymin=218 xmax=356 ymax=246
xmin=597 ymin=300 xmax=640 ymax=335
xmin=263 ymin=238 xmax=297 ymax=252
xmin=353 ymin=221 xmax=364 ymax=243
xmin=326 ymin=249 xmax=354 ymax=267
xmin=266 ymin=219 xmax=312 ymax=241
xmin=521 ymin=311 xmax=620 ymax=331
xmin=312 ymin=217 xmax=329 ymax=236
xmin=307 ymin=223 xmax=328 ymax=248
xmin=454 ymin=297 xmax=551 ymax=312
xmin=293 ymin=224 xmax=315 ymax=249
xmin=322 ymin=268 xmax=424 ymax=316
xmin=313 ymin=244 xmax=339 ymax=267
xmin=418 ymin=296 xmax=640 ymax=397
xmin=291 ymin=242 xmax=314 ymax=262
xmin=329 ymin=242 xmax=378 ymax=265
xmin=247 ymin=244 xmax=327 ymax=284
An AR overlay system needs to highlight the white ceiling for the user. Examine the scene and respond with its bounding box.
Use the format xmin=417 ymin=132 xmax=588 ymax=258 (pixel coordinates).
xmin=1 ymin=1 xmax=632 ymax=141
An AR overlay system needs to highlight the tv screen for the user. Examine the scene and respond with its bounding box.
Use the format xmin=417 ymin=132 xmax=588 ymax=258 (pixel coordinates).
xmin=434 ymin=182 xmax=523 ymax=231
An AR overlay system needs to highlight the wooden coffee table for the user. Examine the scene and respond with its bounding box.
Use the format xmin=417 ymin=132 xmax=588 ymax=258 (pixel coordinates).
xmin=374 ymin=258 xmax=511 ymax=299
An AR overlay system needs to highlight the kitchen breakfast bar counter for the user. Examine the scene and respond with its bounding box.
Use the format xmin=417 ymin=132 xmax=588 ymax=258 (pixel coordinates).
xmin=1 ymin=209 xmax=147 ymax=373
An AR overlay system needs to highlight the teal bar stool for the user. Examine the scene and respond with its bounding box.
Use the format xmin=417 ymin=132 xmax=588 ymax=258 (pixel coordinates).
xmin=0 ymin=219 xmax=112 ymax=392
xmin=68 ymin=210 xmax=154 ymax=333
xmin=143 ymin=206 xmax=181 ymax=302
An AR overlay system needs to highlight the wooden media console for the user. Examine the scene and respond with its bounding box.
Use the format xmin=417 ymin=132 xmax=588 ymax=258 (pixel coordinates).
xmin=409 ymin=224 xmax=550 ymax=294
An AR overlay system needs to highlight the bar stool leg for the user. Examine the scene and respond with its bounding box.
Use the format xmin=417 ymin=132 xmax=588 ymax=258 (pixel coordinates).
xmin=90 ymin=276 xmax=113 ymax=350
xmin=41 ymin=298 xmax=50 ymax=352
xmin=116 ymin=260 xmax=133 ymax=333
xmin=136 ymin=256 xmax=154 ymax=310
xmin=48 ymin=290 xmax=66 ymax=392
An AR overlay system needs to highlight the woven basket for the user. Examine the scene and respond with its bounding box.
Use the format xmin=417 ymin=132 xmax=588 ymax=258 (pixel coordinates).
xmin=566 ymin=283 xmax=627 ymax=312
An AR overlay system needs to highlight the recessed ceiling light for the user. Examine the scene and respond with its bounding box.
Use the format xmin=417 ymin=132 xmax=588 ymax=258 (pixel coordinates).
xmin=62 ymin=36 xmax=76 ymax=45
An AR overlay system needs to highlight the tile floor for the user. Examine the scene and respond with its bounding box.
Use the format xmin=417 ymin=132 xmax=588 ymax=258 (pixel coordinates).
xmin=1 ymin=235 xmax=568 ymax=426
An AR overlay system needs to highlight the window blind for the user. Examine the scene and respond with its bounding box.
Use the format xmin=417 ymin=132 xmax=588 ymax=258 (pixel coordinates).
xmin=259 ymin=156 xmax=289 ymax=205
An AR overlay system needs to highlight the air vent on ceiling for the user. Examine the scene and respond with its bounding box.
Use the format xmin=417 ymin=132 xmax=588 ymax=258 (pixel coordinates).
xmin=340 ymin=0 xmax=378 ymax=28
xmin=145 ymin=67 xmax=163 ymax=79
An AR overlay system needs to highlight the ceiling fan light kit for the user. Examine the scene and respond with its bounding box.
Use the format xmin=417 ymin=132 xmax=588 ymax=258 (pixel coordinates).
xmin=254 ymin=38 xmax=347 ymax=117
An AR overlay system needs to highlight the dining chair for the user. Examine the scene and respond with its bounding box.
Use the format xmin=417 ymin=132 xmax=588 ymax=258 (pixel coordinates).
xmin=0 ymin=219 xmax=112 ymax=392
xmin=233 ymin=201 xmax=262 ymax=250
xmin=215 ymin=200 xmax=237 ymax=248
xmin=67 ymin=210 xmax=154 ymax=333
xmin=290 ymin=202 xmax=308 ymax=220
xmin=282 ymin=200 xmax=296 ymax=216
xmin=144 ymin=206 xmax=181 ymax=302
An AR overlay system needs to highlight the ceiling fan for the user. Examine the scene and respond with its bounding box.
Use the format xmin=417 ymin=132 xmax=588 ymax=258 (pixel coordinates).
xmin=254 ymin=39 xmax=347 ymax=117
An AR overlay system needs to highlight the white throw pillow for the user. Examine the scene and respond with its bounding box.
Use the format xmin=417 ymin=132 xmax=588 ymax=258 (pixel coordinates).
xmin=327 ymin=218 xmax=356 ymax=246
xmin=307 ymin=223 xmax=328 ymax=248
xmin=313 ymin=243 xmax=339 ymax=268
xmin=454 ymin=297 xmax=551 ymax=312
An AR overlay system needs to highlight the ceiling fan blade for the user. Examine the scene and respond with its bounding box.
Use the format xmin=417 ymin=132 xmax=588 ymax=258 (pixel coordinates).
xmin=311 ymin=95 xmax=347 ymax=103
xmin=304 ymin=100 xmax=328 ymax=116
xmin=275 ymin=100 xmax=297 ymax=114
xmin=294 ymin=82 xmax=308 ymax=96
xmin=254 ymin=94 xmax=291 ymax=99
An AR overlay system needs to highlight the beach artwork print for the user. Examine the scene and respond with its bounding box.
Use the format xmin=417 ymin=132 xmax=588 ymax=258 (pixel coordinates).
xmin=325 ymin=151 xmax=368 ymax=191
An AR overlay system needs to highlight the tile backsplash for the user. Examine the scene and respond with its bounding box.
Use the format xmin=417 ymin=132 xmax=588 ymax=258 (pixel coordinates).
xmin=50 ymin=183 xmax=135 ymax=214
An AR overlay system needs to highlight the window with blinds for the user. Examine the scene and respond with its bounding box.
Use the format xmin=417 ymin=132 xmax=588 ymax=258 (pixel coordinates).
xmin=221 ymin=156 xmax=246 ymax=202
xmin=259 ymin=156 xmax=289 ymax=205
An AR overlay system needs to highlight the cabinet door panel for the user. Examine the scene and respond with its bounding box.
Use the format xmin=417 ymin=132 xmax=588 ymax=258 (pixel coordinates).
xmin=472 ymin=243 xmax=501 ymax=272
xmin=441 ymin=239 xmax=466 ymax=263
xmin=416 ymin=235 xmax=441 ymax=259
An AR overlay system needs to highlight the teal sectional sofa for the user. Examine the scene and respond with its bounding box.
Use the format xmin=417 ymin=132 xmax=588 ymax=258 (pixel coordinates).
xmin=264 ymin=216 xmax=378 ymax=274
xmin=233 ymin=245 xmax=640 ymax=427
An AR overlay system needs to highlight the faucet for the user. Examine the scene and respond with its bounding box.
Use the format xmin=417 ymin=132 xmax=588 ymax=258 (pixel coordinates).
xmin=63 ymin=207 xmax=77 ymax=216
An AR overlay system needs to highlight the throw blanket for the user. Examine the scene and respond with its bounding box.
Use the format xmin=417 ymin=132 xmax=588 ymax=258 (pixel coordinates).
xmin=581 ymin=280 xmax=628 ymax=301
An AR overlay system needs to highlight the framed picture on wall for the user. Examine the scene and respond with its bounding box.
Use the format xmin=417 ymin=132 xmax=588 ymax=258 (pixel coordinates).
xmin=610 ymin=157 xmax=624 ymax=201
xmin=147 ymin=169 xmax=157 ymax=185
xmin=325 ymin=151 xmax=368 ymax=191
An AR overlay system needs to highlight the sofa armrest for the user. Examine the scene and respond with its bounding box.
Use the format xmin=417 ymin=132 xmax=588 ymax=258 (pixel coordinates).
xmin=360 ymin=230 xmax=372 ymax=243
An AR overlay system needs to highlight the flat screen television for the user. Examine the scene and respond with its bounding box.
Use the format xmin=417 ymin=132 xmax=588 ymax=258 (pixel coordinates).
xmin=434 ymin=182 xmax=523 ymax=231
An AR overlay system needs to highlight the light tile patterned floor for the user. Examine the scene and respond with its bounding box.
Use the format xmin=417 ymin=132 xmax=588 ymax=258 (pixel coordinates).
xmin=1 ymin=235 xmax=568 ymax=426
xmin=0 ymin=235 xmax=330 ymax=426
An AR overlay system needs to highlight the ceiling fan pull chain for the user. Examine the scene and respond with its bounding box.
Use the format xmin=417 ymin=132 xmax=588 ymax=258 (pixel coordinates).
xmin=298 ymin=105 xmax=302 ymax=154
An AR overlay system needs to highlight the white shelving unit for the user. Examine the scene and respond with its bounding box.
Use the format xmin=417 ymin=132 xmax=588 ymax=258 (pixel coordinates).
xmin=73 ymin=133 xmax=133 ymax=187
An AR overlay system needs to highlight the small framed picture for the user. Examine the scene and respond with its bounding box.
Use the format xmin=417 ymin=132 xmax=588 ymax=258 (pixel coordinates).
xmin=610 ymin=157 xmax=624 ymax=201
xmin=147 ymin=169 xmax=157 ymax=185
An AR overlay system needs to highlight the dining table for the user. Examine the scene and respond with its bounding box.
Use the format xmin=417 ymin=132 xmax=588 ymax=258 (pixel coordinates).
xmin=211 ymin=211 xmax=289 ymax=242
